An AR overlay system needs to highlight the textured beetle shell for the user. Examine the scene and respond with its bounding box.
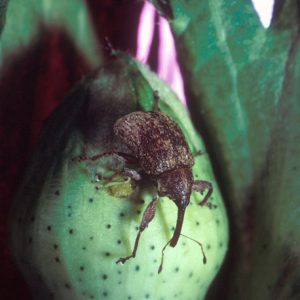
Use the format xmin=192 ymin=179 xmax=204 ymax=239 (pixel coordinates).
xmin=113 ymin=111 xmax=194 ymax=175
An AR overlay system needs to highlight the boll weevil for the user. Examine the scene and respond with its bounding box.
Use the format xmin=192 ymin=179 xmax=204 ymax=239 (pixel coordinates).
xmin=79 ymin=94 xmax=213 ymax=272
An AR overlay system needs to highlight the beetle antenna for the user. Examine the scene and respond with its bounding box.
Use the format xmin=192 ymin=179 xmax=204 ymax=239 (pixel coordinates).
xmin=152 ymin=90 xmax=161 ymax=112
xmin=157 ymin=233 xmax=206 ymax=274
xmin=180 ymin=233 xmax=207 ymax=264
xmin=158 ymin=239 xmax=171 ymax=274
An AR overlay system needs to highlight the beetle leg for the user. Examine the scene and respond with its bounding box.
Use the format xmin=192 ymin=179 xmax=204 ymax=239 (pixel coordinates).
xmin=73 ymin=151 xmax=120 ymax=163
xmin=193 ymin=149 xmax=206 ymax=157
xmin=152 ymin=90 xmax=161 ymax=112
xmin=116 ymin=195 xmax=158 ymax=264
xmin=74 ymin=151 xmax=136 ymax=164
xmin=192 ymin=180 xmax=213 ymax=206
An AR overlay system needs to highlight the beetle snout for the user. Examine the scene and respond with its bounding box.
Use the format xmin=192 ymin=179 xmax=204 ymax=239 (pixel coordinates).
xmin=157 ymin=168 xmax=193 ymax=208
xmin=156 ymin=168 xmax=194 ymax=248
xmin=168 ymin=206 xmax=185 ymax=247
xmin=177 ymin=193 xmax=190 ymax=209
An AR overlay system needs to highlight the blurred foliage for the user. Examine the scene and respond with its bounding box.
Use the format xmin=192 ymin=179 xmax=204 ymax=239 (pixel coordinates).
xmin=0 ymin=0 xmax=100 ymax=66
xmin=0 ymin=0 xmax=8 ymax=36
xmin=0 ymin=0 xmax=101 ymax=298
xmin=152 ymin=0 xmax=300 ymax=299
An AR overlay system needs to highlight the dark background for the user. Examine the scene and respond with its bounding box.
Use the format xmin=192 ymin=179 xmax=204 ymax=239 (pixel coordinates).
xmin=0 ymin=1 xmax=154 ymax=298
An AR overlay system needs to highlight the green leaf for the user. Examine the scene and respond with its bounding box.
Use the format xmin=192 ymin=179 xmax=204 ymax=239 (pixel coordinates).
xmin=151 ymin=0 xmax=300 ymax=299
xmin=0 ymin=0 xmax=9 ymax=36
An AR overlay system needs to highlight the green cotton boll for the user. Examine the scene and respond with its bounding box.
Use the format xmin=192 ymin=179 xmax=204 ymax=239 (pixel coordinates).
xmin=8 ymin=54 xmax=229 ymax=300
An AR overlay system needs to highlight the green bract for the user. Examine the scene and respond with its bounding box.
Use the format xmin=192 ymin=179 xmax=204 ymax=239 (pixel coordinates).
xmin=9 ymin=55 xmax=228 ymax=300
xmin=152 ymin=1 xmax=300 ymax=299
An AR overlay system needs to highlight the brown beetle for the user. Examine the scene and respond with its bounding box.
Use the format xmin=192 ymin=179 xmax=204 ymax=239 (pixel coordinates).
xmin=113 ymin=110 xmax=212 ymax=265
xmin=78 ymin=97 xmax=212 ymax=271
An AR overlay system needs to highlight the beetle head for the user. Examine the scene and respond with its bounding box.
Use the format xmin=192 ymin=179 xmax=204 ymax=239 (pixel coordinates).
xmin=157 ymin=168 xmax=193 ymax=247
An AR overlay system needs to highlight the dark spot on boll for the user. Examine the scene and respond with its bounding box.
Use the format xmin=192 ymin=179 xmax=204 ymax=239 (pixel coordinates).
xmin=102 ymin=274 xmax=108 ymax=280
xmin=105 ymin=252 xmax=111 ymax=257
xmin=206 ymin=244 xmax=211 ymax=250
xmin=219 ymin=242 xmax=223 ymax=248
xmin=67 ymin=205 xmax=72 ymax=209
xmin=196 ymin=221 xmax=200 ymax=226
xmin=106 ymin=224 xmax=112 ymax=229
xmin=47 ymin=225 xmax=52 ymax=231
xmin=55 ymin=190 xmax=60 ymax=196
xmin=65 ymin=283 xmax=71 ymax=289
xmin=188 ymin=272 xmax=193 ymax=278
xmin=80 ymin=266 xmax=85 ymax=271
xmin=175 ymin=267 xmax=179 ymax=272
xmin=117 ymin=240 xmax=122 ymax=244
xmin=119 ymin=212 xmax=125 ymax=217
xmin=216 ymin=219 xmax=220 ymax=225
xmin=90 ymin=236 xmax=94 ymax=240
xmin=30 ymin=216 xmax=35 ymax=222
xmin=55 ymin=257 xmax=60 ymax=263
xmin=28 ymin=237 xmax=32 ymax=244
xmin=145 ymin=294 xmax=150 ymax=299
xmin=135 ymin=265 xmax=140 ymax=271
xmin=117 ymin=270 xmax=122 ymax=275
xmin=150 ymin=245 xmax=155 ymax=250
xmin=89 ymin=198 xmax=94 ymax=203
xmin=102 ymin=291 xmax=108 ymax=297
xmin=136 ymin=210 xmax=141 ymax=215
xmin=53 ymin=244 xmax=58 ymax=250
xmin=69 ymin=229 xmax=74 ymax=234
xmin=82 ymin=246 xmax=86 ymax=250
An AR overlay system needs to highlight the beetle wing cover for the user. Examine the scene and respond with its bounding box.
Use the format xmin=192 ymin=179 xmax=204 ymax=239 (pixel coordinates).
xmin=114 ymin=111 xmax=193 ymax=175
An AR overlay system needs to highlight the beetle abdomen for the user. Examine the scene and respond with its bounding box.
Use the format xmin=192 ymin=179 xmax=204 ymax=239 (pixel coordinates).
xmin=114 ymin=111 xmax=194 ymax=175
